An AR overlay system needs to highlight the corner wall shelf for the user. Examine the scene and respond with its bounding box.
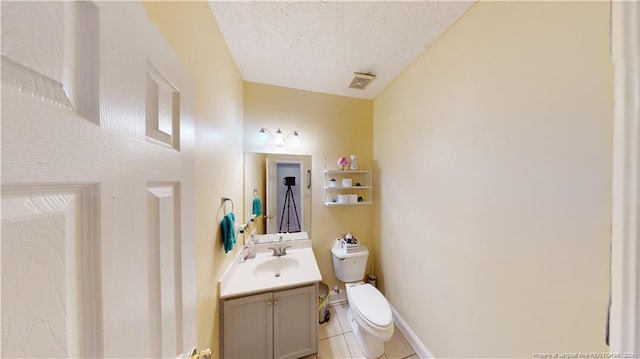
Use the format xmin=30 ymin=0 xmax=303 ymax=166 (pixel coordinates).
xmin=323 ymin=170 xmax=372 ymax=206
xmin=324 ymin=201 xmax=372 ymax=207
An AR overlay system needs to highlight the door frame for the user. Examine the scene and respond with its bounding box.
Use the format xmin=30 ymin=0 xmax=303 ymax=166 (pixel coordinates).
xmin=610 ymin=0 xmax=639 ymax=354
xmin=266 ymin=158 xmax=304 ymax=234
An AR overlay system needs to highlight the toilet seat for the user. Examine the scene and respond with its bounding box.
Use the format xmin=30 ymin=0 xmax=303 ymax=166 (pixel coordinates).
xmin=347 ymin=283 xmax=393 ymax=328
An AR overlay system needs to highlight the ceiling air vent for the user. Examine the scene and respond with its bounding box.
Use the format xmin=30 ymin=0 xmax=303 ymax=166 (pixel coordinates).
xmin=349 ymin=72 xmax=376 ymax=90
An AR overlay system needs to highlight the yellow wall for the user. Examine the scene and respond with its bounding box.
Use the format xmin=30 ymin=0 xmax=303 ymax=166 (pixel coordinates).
xmin=243 ymin=83 xmax=374 ymax=288
xmin=143 ymin=2 xmax=244 ymax=354
xmin=373 ymin=2 xmax=612 ymax=357
xmin=243 ymin=153 xmax=267 ymax=236
xmin=147 ymin=1 xmax=613 ymax=356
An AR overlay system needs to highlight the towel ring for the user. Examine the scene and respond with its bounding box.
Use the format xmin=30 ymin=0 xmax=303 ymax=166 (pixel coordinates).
xmin=253 ymin=189 xmax=258 ymax=198
xmin=222 ymin=197 xmax=234 ymax=214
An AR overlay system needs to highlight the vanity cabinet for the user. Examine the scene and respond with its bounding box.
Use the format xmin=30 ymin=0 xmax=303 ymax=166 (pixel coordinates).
xmin=323 ymin=170 xmax=373 ymax=206
xmin=221 ymin=284 xmax=318 ymax=359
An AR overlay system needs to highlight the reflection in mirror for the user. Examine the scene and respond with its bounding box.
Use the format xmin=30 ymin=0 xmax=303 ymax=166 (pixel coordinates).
xmin=244 ymin=153 xmax=312 ymax=242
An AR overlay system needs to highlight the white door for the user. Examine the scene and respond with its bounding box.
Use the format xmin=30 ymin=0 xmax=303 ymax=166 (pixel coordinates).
xmin=610 ymin=0 xmax=640 ymax=354
xmin=266 ymin=159 xmax=304 ymax=234
xmin=1 ymin=2 xmax=196 ymax=358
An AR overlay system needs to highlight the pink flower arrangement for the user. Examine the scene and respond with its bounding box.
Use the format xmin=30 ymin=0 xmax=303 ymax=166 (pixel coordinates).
xmin=338 ymin=156 xmax=350 ymax=170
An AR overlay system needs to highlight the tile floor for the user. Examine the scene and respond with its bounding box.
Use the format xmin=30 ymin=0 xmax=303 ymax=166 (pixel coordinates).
xmin=302 ymin=302 xmax=418 ymax=359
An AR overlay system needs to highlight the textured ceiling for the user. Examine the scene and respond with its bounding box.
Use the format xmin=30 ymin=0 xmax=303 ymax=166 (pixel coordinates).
xmin=208 ymin=1 xmax=475 ymax=100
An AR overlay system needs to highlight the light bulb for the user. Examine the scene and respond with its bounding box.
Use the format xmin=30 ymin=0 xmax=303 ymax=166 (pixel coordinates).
xmin=274 ymin=128 xmax=284 ymax=146
xmin=291 ymin=131 xmax=301 ymax=145
xmin=257 ymin=128 xmax=268 ymax=144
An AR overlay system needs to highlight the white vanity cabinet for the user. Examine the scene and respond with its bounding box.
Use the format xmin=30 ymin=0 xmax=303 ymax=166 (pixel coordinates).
xmin=221 ymin=284 xmax=318 ymax=359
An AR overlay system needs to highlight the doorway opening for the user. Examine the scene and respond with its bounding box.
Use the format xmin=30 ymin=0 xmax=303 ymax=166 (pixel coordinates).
xmin=275 ymin=162 xmax=303 ymax=233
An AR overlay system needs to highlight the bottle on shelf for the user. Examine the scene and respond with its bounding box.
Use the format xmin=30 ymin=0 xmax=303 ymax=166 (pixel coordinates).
xmin=350 ymin=155 xmax=358 ymax=170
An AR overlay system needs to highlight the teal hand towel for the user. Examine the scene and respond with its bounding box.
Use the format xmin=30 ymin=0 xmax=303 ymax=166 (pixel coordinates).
xmin=221 ymin=212 xmax=236 ymax=253
xmin=252 ymin=197 xmax=262 ymax=216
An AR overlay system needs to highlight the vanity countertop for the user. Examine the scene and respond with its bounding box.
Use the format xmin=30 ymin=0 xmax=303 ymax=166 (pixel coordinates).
xmin=218 ymin=239 xmax=322 ymax=299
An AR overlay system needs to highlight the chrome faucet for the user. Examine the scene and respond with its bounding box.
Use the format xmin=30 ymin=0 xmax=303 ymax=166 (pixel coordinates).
xmin=267 ymin=245 xmax=292 ymax=257
xmin=281 ymin=245 xmax=291 ymax=256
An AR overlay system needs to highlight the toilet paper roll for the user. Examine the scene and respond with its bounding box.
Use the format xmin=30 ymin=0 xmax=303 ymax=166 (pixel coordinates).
xmin=338 ymin=194 xmax=348 ymax=204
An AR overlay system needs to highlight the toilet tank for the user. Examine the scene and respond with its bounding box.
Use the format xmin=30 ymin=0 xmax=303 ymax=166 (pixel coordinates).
xmin=331 ymin=242 xmax=369 ymax=282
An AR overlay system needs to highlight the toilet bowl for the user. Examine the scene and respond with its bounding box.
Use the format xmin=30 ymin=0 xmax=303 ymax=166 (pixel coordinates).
xmin=346 ymin=282 xmax=394 ymax=357
xmin=331 ymin=242 xmax=394 ymax=358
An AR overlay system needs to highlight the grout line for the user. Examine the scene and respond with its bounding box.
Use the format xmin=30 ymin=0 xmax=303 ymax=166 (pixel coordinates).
xmin=343 ymin=333 xmax=355 ymax=359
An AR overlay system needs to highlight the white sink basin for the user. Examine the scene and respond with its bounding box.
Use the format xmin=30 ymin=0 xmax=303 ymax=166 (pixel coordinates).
xmin=218 ymin=240 xmax=323 ymax=299
xmin=253 ymin=257 xmax=300 ymax=278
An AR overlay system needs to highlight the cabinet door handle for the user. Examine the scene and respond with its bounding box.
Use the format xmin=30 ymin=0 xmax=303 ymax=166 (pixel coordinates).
xmin=273 ymin=299 xmax=279 ymax=305
xmin=266 ymin=299 xmax=272 ymax=306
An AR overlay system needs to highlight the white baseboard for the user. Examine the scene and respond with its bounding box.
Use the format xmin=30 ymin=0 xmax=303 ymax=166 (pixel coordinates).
xmin=389 ymin=304 xmax=435 ymax=359
xmin=328 ymin=289 xmax=435 ymax=358
xmin=328 ymin=290 xmax=347 ymax=305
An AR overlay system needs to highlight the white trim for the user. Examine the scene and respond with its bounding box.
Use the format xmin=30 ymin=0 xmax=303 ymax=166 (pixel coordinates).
xmin=389 ymin=304 xmax=435 ymax=359
xmin=328 ymin=290 xmax=435 ymax=358
xmin=328 ymin=290 xmax=347 ymax=306
xmin=610 ymin=0 xmax=640 ymax=355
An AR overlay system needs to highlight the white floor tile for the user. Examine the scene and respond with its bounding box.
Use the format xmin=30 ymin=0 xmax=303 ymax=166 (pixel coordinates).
xmin=343 ymin=331 xmax=366 ymax=359
xmin=332 ymin=302 xmax=352 ymax=333
xmin=320 ymin=303 xmax=415 ymax=359
xmin=318 ymin=307 xmax=343 ymax=340
xmin=383 ymin=325 xmax=415 ymax=359
xmin=318 ymin=335 xmax=351 ymax=359
xmin=344 ymin=331 xmax=389 ymax=359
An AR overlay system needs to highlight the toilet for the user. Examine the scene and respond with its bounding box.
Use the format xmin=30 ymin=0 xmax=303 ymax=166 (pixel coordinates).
xmin=331 ymin=241 xmax=394 ymax=358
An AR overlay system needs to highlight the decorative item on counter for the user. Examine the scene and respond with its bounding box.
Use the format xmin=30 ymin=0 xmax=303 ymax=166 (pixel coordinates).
xmin=357 ymin=196 xmax=364 ymax=202
xmin=338 ymin=194 xmax=348 ymax=203
xmin=328 ymin=178 xmax=337 ymax=187
xmin=355 ymin=182 xmax=362 ymax=186
xmin=350 ymin=155 xmax=358 ymax=170
xmin=342 ymin=178 xmax=352 ymax=187
xmin=348 ymin=194 xmax=358 ymax=203
xmin=338 ymin=156 xmax=350 ymax=170
xmin=241 ymin=244 xmax=256 ymax=261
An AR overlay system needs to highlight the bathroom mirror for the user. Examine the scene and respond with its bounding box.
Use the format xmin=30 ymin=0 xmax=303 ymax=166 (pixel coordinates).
xmin=244 ymin=152 xmax=312 ymax=242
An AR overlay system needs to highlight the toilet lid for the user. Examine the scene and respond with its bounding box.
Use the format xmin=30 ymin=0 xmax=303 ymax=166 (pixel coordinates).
xmin=349 ymin=284 xmax=392 ymax=328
